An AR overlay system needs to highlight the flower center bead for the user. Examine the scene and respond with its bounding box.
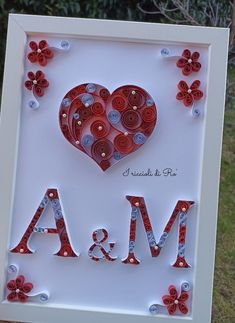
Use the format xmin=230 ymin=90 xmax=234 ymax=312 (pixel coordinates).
xmin=187 ymin=89 xmax=192 ymax=94
xmin=33 ymin=80 xmax=37 ymax=85
xmin=16 ymin=289 xmax=20 ymax=293
xmin=174 ymin=299 xmax=179 ymax=304
xmin=37 ymin=49 xmax=42 ymax=53
xmin=188 ymin=58 xmax=192 ymax=63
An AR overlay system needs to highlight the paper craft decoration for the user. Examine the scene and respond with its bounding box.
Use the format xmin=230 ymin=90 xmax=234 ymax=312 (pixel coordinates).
xmin=149 ymin=281 xmax=191 ymax=316
xmin=122 ymin=196 xmax=194 ymax=267
xmin=88 ymin=228 xmax=117 ymax=262
xmin=176 ymin=49 xmax=201 ymax=76
xmin=176 ymin=80 xmax=203 ymax=107
xmin=10 ymin=188 xmax=78 ymax=257
xmin=27 ymin=39 xmax=70 ymax=66
xmin=0 ymin=14 xmax=228 ymax=323
xmin=59 ymin=84 xmax=157 ymax=170
xmin=6 ymin=264 xmax=49 ymax=303
xmin=25 ymin=70 xmax=49 ymax=97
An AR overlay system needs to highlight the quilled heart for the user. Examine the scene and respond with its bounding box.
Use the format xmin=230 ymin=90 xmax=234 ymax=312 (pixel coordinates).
xmin=59 ymin=84 xmax=157 ymax=171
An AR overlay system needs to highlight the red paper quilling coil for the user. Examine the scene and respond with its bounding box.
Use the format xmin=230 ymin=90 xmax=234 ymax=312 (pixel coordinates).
xmin=112 ymin=96 xmax=126 ymax=111
xmin=91 ymin=139 xmax=114 ymax=161
xmin=169 ymin=285 xmax=178 ymax=297
xmin=91 ymin=102 xmax=105 ymax=115
xmin=60 ymin=230 xmax=70 ymax=244
xmin=99 ymin=88 xmax=110 ymax=100
xmin=176 ymin=49 xmax=201 ymax=76
xmin=142 ymin=107 xmax=156 ymax=123
xmin=90 ymin=120 xmax=110 ymax=139
xmin=121 ymin=110 xmax=142 ymax=130
xmin=114 ymin=134 xmax=133 ymax=154
xmin=56 ymin=218 xmax=65 ymax=230
xmin=128 ymin=90 xmax=143 ymax=107
xmin=79 ymin=107 xmax=92 ymax=121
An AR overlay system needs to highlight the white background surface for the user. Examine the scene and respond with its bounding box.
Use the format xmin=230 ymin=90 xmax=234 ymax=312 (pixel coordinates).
xmin=8 ymin=35 xmax=207 ymax=315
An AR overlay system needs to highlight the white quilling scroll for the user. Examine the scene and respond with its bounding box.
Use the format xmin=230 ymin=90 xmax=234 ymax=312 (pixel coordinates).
xmin=6 ymin=264 xmax=49 ymax=303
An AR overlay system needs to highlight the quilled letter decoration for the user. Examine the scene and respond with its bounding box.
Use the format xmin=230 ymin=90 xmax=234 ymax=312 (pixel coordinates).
xmin=59 ymin=83 xmax=157 ymax=171
xmin=88 ymin=228 xmax=117 ymax=262
xmin=6 ymin=264 xmax=49 ymax=303
xmin=149 ymin=281 xmax=191 ymax=316
xmin=122 ymin=196 xmax=194 ymax=267
xmin=10 ymin=188 xmax=78 ymax=258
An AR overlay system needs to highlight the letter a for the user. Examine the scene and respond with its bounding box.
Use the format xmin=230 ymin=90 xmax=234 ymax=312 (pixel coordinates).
xmin=11 ymin=188 xmax=78 ymax=257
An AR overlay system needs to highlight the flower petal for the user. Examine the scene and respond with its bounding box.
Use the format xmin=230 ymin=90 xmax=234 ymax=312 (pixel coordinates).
xmin=25 ymin=80 xmax=33 ymax=90
xmin=176 ymin=91 xmax=187 ymax=100
xmin=22 ymin=282 xmax=33 ymax=294
xmin=192 ymin=51 xmax=200 ymax=61
xmin=179 ymin=291 xmax=189 ymax=302
xmin=7 ymin=292 xmax=17 ymax=302
xmin=27 ymin=52 xmax=38 ymax=63
xmin=18 ymin=291 xmax=28 ymax=303
xmin=34 ymin=85 xmax=44 ymax=97
xmin=42 ymin=48 xmax=54 ymax=59
xmin=182 ymin=49 xmax=191 ymax=59
xmin=182 ymin=64 xmax=192 ymax=76
xmin=190 ymin=80 xmax=201 ymax=90
xmin=28 ymin=71 xmax=35 ymax=80
xmin=37 ymin=79 xmax=49 ymax=88
xmin=178 ymin=81 xmax=189 ymax=92
xmin=192 ymin=90 xmax=203 ymax=100
xmin=7 ymin=280 xmax=17 ymax=291
xmin=176 ymin=58 xmax=187 ymax=68
xmin=39 ymin=40 xmax=48 ymax=50
xmin=167 ymin=304 xmax=177 ymax=315
xmin=162 ymin=295 xmax=174 ymax=305
xmin=35 ymin=70 xmax=45 ymax=80
xmin=192 ymin=62 xmax=201 ymax=72
xmin=168 ymin=285 xmax=178 ymax=298
xmin=179 ymin=302 xmax=188 ymax=314
xmin=38 ymin=53 xmax=47 ymax=66
xmin=183 ymin=94 xmax=193 ymax=107
xmin=29 ymin=41 xmax=38 ymax=51
xmin=16 ymin=275 xmax=25 ymax=288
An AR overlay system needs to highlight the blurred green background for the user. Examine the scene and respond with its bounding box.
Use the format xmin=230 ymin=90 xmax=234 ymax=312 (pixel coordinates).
xmin=0 ymin=1 xmax=234 ymax=322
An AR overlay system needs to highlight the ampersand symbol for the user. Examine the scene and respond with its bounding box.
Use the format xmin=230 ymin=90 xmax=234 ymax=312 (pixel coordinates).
xmin=88 ymin=228 xmax=117 ymax=262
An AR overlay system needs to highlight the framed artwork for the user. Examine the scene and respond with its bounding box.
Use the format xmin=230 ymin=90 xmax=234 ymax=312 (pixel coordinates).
xmin=0 ymin=14 xmax=228 ymax=323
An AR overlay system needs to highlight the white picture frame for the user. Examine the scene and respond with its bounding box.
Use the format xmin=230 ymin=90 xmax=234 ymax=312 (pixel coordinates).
xmin=0 ymin=14 xmax=229 ymax=323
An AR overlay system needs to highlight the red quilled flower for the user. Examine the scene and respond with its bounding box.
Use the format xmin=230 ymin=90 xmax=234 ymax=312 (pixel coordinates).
xmin=162 ymin=285 xmax=189 ymax=315
xmin=7 ymin=275 xmax=33 ymax=303
xmin=176 ymin=80 xmax=203 ymax=107
xmin=25 ymin=71 xmax=49 ymax=97
xmin=176 ymin=49 xmax=201 ymax=76
xmin=27 ymin=40 xmax=53 ymax=66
